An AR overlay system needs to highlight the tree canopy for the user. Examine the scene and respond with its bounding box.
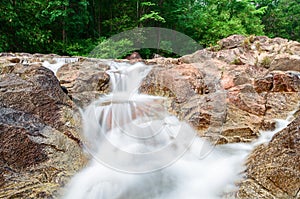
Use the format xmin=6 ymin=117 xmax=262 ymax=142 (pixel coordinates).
xmin=0 ymin=0 xmax=299 ymax=57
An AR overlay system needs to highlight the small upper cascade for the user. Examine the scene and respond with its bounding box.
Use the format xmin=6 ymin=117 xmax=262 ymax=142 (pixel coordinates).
xmin=42 ymin=57 xmax=79 ymax=75
xmin=53 ymin=57 xmax=79 ymax=64
xmin=105 ymin=61 xmax=152 ymax=94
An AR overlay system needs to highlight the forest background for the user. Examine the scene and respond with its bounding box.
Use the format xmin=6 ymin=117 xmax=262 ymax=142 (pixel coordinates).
xmin=0 ymin=0 xmax=299 ymax=58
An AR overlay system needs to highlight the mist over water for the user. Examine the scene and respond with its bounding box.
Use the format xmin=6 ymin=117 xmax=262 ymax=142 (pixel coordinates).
xmin=63 ymin=61 xmax=295 ymax=199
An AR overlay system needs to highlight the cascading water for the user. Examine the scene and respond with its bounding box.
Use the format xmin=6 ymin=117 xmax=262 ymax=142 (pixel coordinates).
xmin=42 ymin=57 xmax=79 ymax=75
xmin=63 ymin=61 xmax=297 ymax=199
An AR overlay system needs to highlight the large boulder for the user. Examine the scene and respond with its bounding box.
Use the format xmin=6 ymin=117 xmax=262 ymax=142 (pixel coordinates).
xmin=141 ymin=35 xmax=300 ymax=144
xmin=237 ymin=114 xmax=300 ymax=198
xmin=0 ymin=60 xmax=86 ymax=198
xmin=56 ymin=59 xmax=110 ymax=107
xmin=140 ymin=61 xmax=227 ymax=143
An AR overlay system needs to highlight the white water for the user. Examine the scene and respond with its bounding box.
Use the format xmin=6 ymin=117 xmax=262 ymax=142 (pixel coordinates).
xmin=63 ymin=61 xmax=297 ymax=199
xmin=42 ymin=57 xmax=79 ymax=75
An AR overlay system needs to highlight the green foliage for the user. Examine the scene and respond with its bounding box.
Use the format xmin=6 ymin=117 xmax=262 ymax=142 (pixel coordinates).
xmin=139 ymin=11 xmax=166 ymax=23
xmin=0 ymin=0 xmax=90 ymax=54
xmin=177 ymin=0 xmax=265 ymax=46
xmin=261 ymin=0 xmax=300 ymax=42
xmin=137 ymin=1 xmax=165 ymax=26
xmin=0 ymin=0 xmax=299 ymax=56
xmin=90 ymin=38 xmax=134 ymax=59
xmin=138 ymin=48 xmax=153 ymax=59
xmin=64 ymin=39 xmax=96 ymax=56
xmin=141 ymin=2 xmax=156 ymax=7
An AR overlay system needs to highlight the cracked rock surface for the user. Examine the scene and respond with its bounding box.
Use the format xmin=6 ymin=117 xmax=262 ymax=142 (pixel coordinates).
xmin=141 ymin=35 xmax=300 ymax=144
xmin=0 ymin=60 xmax=86 ymax=198
xmin=140 ymin=35 xmax=300 ymax=198
xmin=237 ymin=114 xmax=300 ymax=199
xmin=0 ymin=35 xmax=299 ymax=198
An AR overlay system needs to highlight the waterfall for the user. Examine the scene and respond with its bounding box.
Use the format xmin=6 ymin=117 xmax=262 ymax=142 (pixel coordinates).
xmin=42 ymin=57 xmax=79 ymax=75
xmin=63 ymin=61 xmax=296 ymax=199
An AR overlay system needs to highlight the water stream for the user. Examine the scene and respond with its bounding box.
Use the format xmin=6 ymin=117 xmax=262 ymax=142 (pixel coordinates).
xmin=63 ymin=61 xmax=297 ymax=199
xmin=42 ymin=57 xmax=79 ymax=75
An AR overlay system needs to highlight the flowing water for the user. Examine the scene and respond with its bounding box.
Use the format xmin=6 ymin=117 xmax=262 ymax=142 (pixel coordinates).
xmin=63 ymin=61 xmax=297 ymax=199
xmin=42 ymin=57 xmax=79 ymax=75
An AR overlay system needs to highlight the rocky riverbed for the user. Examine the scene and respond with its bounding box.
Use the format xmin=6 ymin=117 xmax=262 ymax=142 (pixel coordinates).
xmin=0 ymin=35 xmax=299 ymax=198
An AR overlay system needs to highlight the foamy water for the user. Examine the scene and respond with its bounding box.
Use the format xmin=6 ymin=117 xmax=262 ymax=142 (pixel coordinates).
xmin=62 ymin=61 xmax=297 ymax=199
xmin=42 ymin=57 xmax=79 ymax=75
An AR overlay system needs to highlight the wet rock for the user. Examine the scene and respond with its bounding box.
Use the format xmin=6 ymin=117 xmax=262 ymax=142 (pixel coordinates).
xmin=142 ymin=35 xmax=300 ymax=144
xmin=217 ymin=126 xmax=257 ymax=144
xmin=142 ymin=60 xmax=266 ymax=143
xmin=237 ymin=114 xmax=300 ymax=198
xmin=140 ymin=63 xmax=207 ymax=103
xmin=140 ymin=62 xmax=227 ymax=142
xmin=56 ymin=60 xmax=110 ymax=107
xmin=0 ymin=63 xmax=67 ymax=128
xmin=0 ymin=63 xmax=86 ymax=198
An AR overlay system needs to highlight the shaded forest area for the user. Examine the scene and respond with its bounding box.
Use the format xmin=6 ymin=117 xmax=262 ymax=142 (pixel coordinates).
xmin=0 ymin=0 xmax=299 ymax=57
